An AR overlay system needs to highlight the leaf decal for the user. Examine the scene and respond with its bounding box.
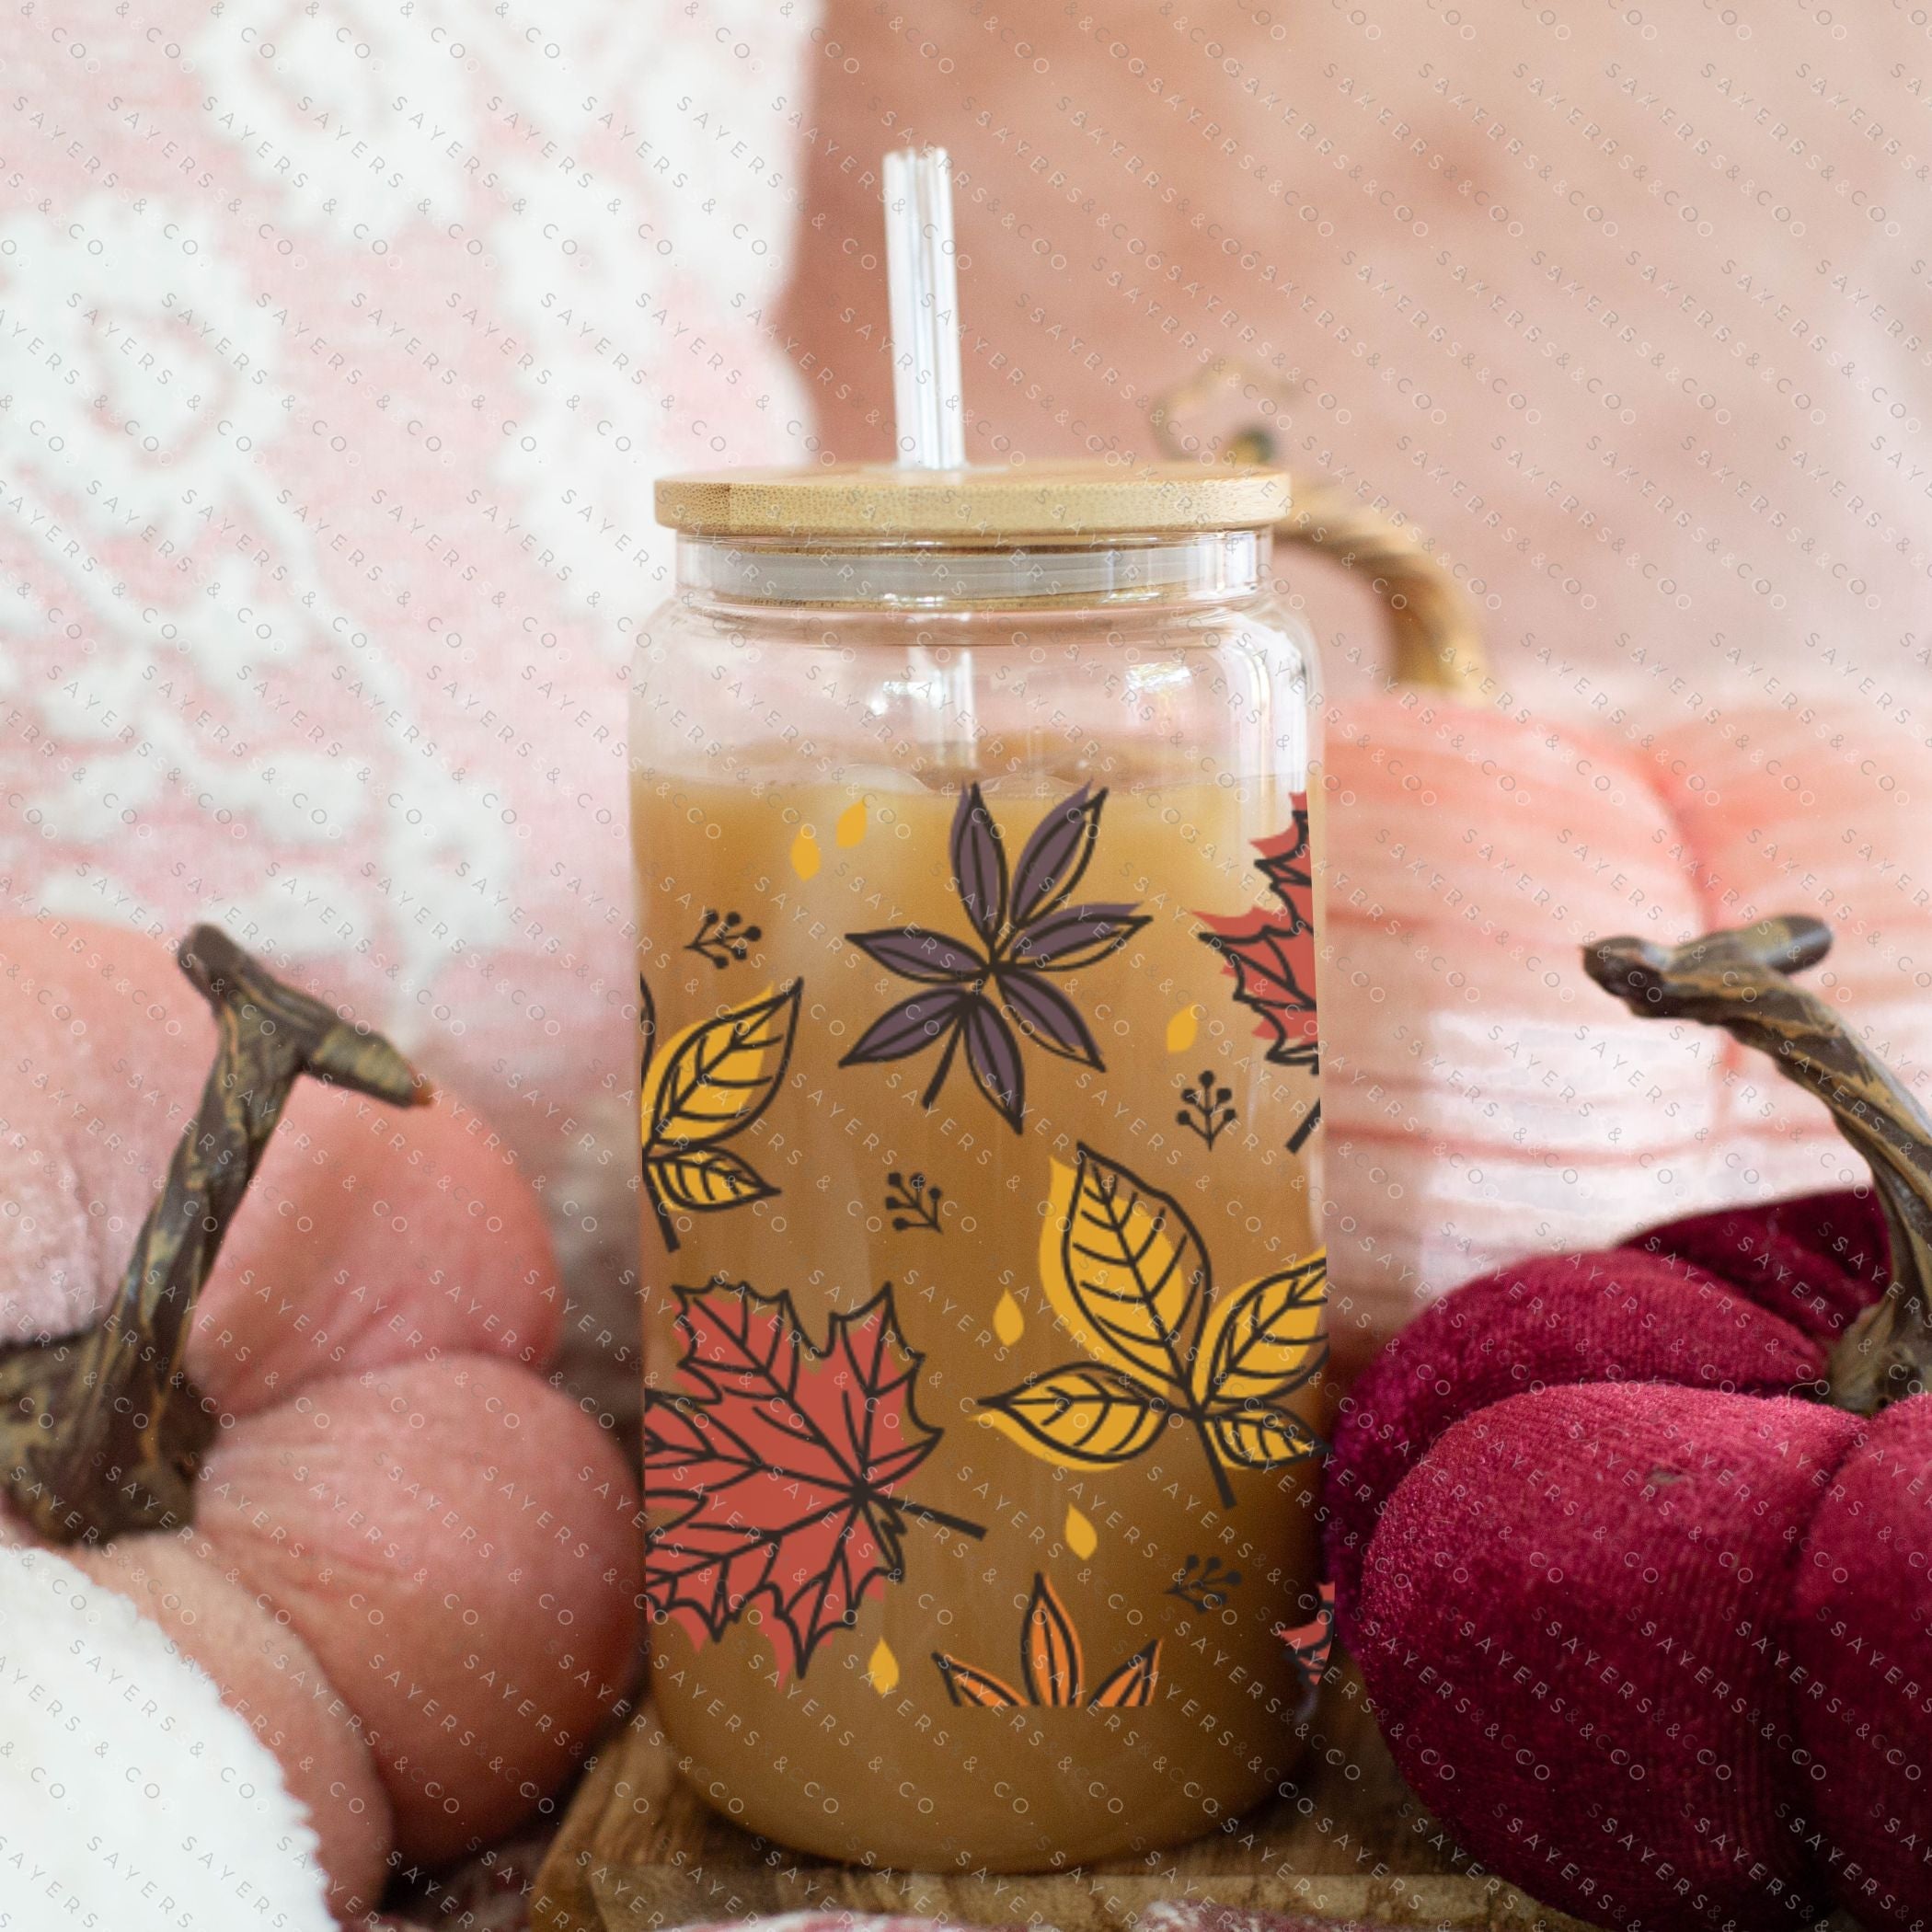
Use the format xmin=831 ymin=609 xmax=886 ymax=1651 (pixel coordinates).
xmin=651 ymin=1146 xmax=777 ymax=1215
xmin=1209 ymin=1408 xmax=1325 ymax=1470
xmin=1021 ymin=1574 xmax=1084 ymax=1706
xmin=642 ymin=1279 xmax=985 ymax=1679
xmin=646 ymin=984 xmax=799 ymax=1148
xmin=962 ymin=1002 xmax=1026 ymax=1132
xmin=977 ymin=1363 xmax=1166 ymax=1466
xmin=1009 ymin=785 xmax=1102 ymax=926
xmin=1010 ymin=903 xmax=1147 ymax=972
xmin=1196 ymin=799 xmax=1319 ymax=1075
xmin=845 ymin=988 xmax=969 ymax=1066
xmin=1087 ymin=1641 xmax=1160 ymax=1709
xmin=1279 ymin=1581 xmax=1336 ymax=1713
xmin=982 ymin=1141 xmax=1326 ymax=1509
xmin=950 ymin=783 xmax=1009 ymax=947
xmin=843 ymin=785 xmax=1143 ymax=1132
xmin=999 ymin=971 xmax=1102 ymax=1066
xmin=1049 ymin=1147 xmax=1211 ymax=1385
xmin=934 ymin=1653 xmax=1023 ymax=1708
xmin=1204 ymin=926 xmax=1318 ymax=1061
xmin=1064 ymin=1504 xmax=1097 ymax=1558
xmin=848 ymin=926 xmax=985 ymax=983
xmin=638 ymin=981 xmax=799 ymax=1252
xmin=934 ymin=1572 xmax=1159 ymax=1710
xmin=1194 ymin=1250 xmax=1328 ymax=1410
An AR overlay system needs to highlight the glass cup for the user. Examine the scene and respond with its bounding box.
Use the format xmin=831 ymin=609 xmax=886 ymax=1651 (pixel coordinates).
xmin=633 ymin=463 xmax=1327 ymax=1870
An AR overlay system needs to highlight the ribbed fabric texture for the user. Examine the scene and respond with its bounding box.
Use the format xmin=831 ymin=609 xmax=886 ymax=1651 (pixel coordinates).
xmin=1326 ymin=1190 xmax=1932 ymax=1930
xmin=1325 ymin=1237 xmax=1834 ymax=1632
xmin=1354 ymin=1386 xmax=1859 ymax=1928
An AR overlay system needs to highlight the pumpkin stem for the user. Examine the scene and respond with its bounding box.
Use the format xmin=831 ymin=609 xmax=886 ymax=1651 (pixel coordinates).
xmin=1585 ymin=915 xmax=1932 ymax=1417
xmin=0 ymin=926 xmax=431 ymax=1543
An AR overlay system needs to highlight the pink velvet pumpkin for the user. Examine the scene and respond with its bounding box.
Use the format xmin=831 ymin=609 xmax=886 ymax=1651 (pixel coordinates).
xmin=1323 ymin=696 xmax=1932 ymax=1339
xmin=0 ymin=920 xmax=640 ymax=1916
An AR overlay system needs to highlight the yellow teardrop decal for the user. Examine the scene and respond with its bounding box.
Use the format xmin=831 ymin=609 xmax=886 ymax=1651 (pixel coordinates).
xmin=1065 ymin=1505 xmax=1097 ymax=1560
xmin=868 ymin=1638 xmax=899 ymax=1695
xmin=1167 ymin=1004 xmax=1199 ymax=1053
xmin=835 ymin=799 xmax=868 ymax=847
xmin=790 ymin=826 xmax=821 ymax=880
xmin=994 ymin=1290 xmax=1025 ymax=1347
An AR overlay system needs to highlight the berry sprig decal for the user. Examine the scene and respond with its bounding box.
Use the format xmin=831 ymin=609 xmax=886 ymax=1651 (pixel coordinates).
xmin=644 ymin=1278 xmax=984 ymax=1679
xmin=841 ymin=783 xmax=1147 ymax=1133
xmin=884 ymin=1169 xmax=945 ymax=1234
xmin=1178 ymin=1067 xmax=1237 ymax=1150
xmin=978 ymin=1144 xmax=1328 ymax=1509
xmin=685 ymin=908 xmax=761 ymax=970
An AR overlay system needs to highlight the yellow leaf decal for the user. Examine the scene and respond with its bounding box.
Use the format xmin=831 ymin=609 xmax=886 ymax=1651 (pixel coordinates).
xmin=1166 ymin=1004 xmax=1199 ymax=1053
xmin=790 ymin=826 xmax=821 ymax=879
xmin=982 ymin=1139 xmax=1328 ymax=1507
xmin=868 ymin=1638 xmax=899 ymax=1696
xmin=640 ymin=981 xmax=799 ymax=1253
xmin=647 ymin=984 xmax=799 ymax=1151
xmin=835 ymin=799 xmax=868 ymax=847
xmin=978 ymin=1363 xmax=1164 ymax=1467
xmin=1193 ymin=1249 xmax=1328 ymax=1411
xmin=1209 ymin=1407 xmax=1323 ymax=1471
xmin=651 ymin=1145 xmax=776 ymax=1214
xmin=993 ymin=1289 xmax=1025 ymax=1347
xmin=1064 ymin=1504 xmax=1096 ymax=1560
xmin=1042 ymin=1146 xmax=1210 ymax=1385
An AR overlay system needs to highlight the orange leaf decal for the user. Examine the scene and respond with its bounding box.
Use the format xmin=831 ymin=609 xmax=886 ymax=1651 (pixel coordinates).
xmin=933 ymin=1571 xmax=1159 ymax=1709
xmin=932 ymin=1653 xmax=1022 ymax=1708
xmin=1021 ymin=1575 xmax=1085 ymax=1707
xmin=1087 ymin=1641 xmax=1160 ymax=1709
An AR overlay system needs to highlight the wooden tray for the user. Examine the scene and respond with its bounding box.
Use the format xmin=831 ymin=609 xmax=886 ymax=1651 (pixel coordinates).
xmin=532 ymin=1670 xmax=1602 ymax=1932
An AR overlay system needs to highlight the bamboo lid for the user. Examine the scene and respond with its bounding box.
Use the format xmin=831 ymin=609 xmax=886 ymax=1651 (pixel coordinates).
xmin=654 ymin=462 xmax=1291 ymax=539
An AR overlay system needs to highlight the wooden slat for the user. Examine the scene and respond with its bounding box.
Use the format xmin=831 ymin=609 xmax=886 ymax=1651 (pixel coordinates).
xmin=532 ymin=1672 xmax=1607 ymax=1932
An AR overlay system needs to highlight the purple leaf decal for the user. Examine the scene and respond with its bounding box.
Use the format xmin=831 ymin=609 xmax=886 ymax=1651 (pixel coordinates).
xmin=1012 ymin=904 xmax=1149 ymax=972
xmin=997 ymin=969 xmax=1102 ymax=1067
xmin=849 ymin=926 xmax=985 ymax=983
xmin=842 ymin=989 xmax=969 ymax=1066
xmin=841 ymin=783 xmax=1144 ymax=1133
xmin=950 ymin=784 xmax=1009 ymax=947
xmin=963 ymin=1003 xmax=1026 ymax=1133
xmin=1009 ymin=787 xmax=1102 ymax=926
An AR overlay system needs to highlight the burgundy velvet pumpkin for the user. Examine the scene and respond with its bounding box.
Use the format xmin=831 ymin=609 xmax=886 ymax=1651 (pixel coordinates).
xmin=1326 ymin=919 xmax=1932 ymax=1932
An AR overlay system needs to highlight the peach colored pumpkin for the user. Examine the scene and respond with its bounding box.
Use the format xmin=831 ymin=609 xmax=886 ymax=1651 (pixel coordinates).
xmin=0 ymin=919 xmax=640 ymax=1915
xmin=1321 ymin=696 xmax=1932 ymax=1341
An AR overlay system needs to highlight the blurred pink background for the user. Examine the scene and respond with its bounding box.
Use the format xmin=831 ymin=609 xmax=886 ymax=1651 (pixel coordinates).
xmin=5 ymin=0 xmax=1932 ymax=1358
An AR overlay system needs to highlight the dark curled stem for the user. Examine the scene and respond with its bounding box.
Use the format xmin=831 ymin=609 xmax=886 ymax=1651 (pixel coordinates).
xmin=0 ymin=926 xmax=431 ymax=1542
xmin=1585 ymin=915 xmax=1932 ymax=1416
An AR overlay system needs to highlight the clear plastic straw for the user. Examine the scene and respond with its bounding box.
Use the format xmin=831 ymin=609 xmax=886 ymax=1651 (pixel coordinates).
xmin=883 ymin=147 xmax=964 ymax=469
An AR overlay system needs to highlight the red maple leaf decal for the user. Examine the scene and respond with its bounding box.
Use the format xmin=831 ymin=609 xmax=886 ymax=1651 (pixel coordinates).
xmin=643 ymin=1279 xmax=983 ymax=1678
xmin=1197 ymin=799 xmax=1319 ymax=1074
xmin=1277 ymin=1579 xmax=1336 ymax=1709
